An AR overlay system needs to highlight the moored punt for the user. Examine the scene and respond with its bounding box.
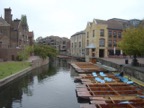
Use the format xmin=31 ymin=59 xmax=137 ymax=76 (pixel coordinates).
xmin=80 ymin=104 xmax=96 ymax=108
xmin=72 ymin=62 xmax=144 ymax=108
xmin=74 ymin=71 xmax=135 ymax=85
xmin=80 ymin=100 xmax=144 ymax=108
xmin=75 ymin=83 xmax=144 ymax=107
xmin=70 ymin=62 xmax=107 ymax=73
xmin=74 ymin=73 xmax=122 ymax=84
xmin=76 ymin=83 xmax=143 ymax=97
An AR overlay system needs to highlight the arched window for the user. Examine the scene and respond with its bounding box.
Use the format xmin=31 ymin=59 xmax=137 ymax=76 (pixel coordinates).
xmin=99 ymin=38 xmax=105 ymax=47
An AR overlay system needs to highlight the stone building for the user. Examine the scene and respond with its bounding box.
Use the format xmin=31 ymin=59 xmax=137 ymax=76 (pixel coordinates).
xmin=0 ymin=17 xmax=10 ymax=48
xmin=70 ymin=18 xmax=142 ymax=62
xmin=37 ymin=35 xmax=70 ymax=56
xmin=28 ymin=31 xmax=34 ymax=46
xmin=85 ymin=19 xmax=108 ymax=62
xmin=70 ymin=31 xmax=85 ymax=58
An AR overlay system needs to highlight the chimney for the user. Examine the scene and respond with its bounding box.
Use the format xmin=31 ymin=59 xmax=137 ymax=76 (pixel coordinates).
xmin=4 ymin=7 xmax=12 ymax=24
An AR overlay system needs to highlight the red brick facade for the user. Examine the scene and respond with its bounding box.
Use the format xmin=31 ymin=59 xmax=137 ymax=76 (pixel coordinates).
xmin=0 ymin=8 xmax=34 ymax=61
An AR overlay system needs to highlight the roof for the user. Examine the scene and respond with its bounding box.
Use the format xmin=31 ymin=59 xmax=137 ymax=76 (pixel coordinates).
xmin=110 ymin=18 xmax=128 ymax=23
xmin=107 ymin=19 xmax=123 ymax=30
xmin=71 ymin=30 xmax=85 ymax=37
xmin=0 ymin=17 xmax=10 ymax=26
xmin=94 ymin=19 xmax=107 ymax=24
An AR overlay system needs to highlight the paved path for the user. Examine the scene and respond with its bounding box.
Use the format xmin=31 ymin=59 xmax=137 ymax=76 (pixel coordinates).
xmin=27 ymin=56 xmax=40 ymax=62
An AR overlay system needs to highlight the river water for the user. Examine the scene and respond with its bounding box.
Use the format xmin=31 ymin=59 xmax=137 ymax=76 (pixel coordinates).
xmin=0 ymin=58 xmax=79 ymax=108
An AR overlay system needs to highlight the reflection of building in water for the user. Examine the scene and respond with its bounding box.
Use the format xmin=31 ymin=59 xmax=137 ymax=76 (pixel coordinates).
xmin=50 ymin=58 xmax=71 ymax=68
xmin=70 ymin=66 xmax=79 ymax=77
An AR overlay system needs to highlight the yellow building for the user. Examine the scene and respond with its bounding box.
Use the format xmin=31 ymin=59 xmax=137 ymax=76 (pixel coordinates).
xmin=85 ymin=19 xmax=108 ymax=62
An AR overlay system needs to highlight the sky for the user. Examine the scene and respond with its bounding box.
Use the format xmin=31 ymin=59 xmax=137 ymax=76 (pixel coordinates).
xmin=0 ymin=0 xmax=144 ymax=39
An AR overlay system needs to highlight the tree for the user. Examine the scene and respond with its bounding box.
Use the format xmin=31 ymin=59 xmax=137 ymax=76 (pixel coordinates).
xmin=17 ymin=44 xmax=58 ymax=61
xmin=21 ymin=15 xmax=29 ymax=30
xmin=118 ymin=26 xmax=144 ymax=66
xmin=17 ymin=46 xmax=33 ymax=61
xmin=33 ymin=44 xmax=58 ymax=59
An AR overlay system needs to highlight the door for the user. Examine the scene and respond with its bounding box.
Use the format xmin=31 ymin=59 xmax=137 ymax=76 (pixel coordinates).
xmin=99 ymin=49 xmax=104 ymax=57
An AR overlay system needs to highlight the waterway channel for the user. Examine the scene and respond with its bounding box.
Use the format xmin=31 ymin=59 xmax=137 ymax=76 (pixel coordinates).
xmin=0 ymin=58 xmax=79 ymax=108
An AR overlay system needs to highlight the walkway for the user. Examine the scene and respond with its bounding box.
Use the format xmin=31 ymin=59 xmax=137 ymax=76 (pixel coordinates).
xmin=27 ymin=56 xmax=40 ymax=62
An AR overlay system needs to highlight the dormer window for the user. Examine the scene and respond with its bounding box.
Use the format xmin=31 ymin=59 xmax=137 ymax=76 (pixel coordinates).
xmin=100 ymin=29 xmax=104 ymax=36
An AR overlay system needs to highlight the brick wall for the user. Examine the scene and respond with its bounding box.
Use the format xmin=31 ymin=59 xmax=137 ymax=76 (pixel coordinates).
xmin=0 ymin=48 xmax=22 ymax=61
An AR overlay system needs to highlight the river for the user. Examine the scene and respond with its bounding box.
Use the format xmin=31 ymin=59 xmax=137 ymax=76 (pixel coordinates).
xmin=0 ymin=58 xmax=79 ymax=108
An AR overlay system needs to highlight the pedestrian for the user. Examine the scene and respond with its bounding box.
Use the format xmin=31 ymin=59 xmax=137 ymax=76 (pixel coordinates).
xmin=125 ymin=56 xmax=128 ymax=64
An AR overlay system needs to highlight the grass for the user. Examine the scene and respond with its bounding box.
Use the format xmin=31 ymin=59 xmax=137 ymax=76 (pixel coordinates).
xmin=0 ymin=61 xmax=30 ymax=79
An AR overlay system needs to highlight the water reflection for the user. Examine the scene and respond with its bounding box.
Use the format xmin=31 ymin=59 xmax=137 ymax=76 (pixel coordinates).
xmin=0 ymin=58 xmax=79 ymax=108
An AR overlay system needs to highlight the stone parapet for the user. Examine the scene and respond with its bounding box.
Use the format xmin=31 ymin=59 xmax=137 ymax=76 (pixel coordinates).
xmin=97 ymin=58 xmax=144 ymax=82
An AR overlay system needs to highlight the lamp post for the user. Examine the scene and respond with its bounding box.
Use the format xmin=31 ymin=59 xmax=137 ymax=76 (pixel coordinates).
xmin=113 ymin=46 xmax=116 ymax=55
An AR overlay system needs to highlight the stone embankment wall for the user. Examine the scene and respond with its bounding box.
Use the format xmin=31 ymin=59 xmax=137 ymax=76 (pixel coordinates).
xmin=0 ymin=57 xmax=49 ymax=88
xmin=31 ymin=57 xmax=49 ymax=69
xmin=97 ymin=58 xmax=144 ymax=82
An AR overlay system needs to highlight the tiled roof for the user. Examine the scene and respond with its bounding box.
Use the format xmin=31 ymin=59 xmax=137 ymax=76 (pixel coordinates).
xmin=71 ymin=30 xmax=85 ymax=37
xmin=0 ymin=17 xmax=10 ymax=26
xmin=94 ymin=19 xmax=107 ymax=24
xmin=107 ymin=19 xmax=123 ymax=30
xmin=109 ymin=18 xmax=128 ymax=23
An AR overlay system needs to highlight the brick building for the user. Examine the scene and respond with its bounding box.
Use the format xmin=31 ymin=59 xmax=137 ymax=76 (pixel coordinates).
xmin=0 ymin=8 xmax=34 ymax=61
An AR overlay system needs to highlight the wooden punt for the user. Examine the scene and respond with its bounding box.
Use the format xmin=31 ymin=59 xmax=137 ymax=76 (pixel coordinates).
xmin=80 ymin=104 xmax=96 ymax=108
xmin=71 ymin=62 xmax=106 ymax=73
xmin=73 ymin=62 xmax=144 ymax=107
xmin=76 ymin=76 xmax=121 ymax=84
xmin=76 ymin=83 xmax=143 ymax=100
xmin=80 ymin=101 xmax=144 ymax=108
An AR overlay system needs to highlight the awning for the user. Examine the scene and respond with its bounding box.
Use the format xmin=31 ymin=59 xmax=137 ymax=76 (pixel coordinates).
xmin=86 ymin=43 xmax=96 ymax=48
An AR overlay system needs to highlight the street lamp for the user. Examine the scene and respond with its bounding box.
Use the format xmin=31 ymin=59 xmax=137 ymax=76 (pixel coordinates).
xmin=113 ymin=46 xmax=116 ymax=55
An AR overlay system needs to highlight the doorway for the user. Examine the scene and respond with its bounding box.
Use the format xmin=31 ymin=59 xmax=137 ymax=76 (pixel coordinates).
xmin=99 ymin=49 xmax=104 ymax=57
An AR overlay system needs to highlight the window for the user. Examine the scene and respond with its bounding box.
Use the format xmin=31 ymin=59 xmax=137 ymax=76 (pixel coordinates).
xmin=92 ymin=48 xmax=95 ymax=57
xmin=63 ymin=41 xmax=66 ymax=44
xmin=113 ymin=40 xmax=117 ymax=47
xmin=99 ymin=38 xmax=105 ymax=47
xmin=93 ymin=30 xmax=95 ymax=37
xmin=0 ymin=42 xmax=2 ymax=48
xmin=62 ymin=46 xmax=66 ymax=49
xmin=86 ymin=49 xmax=89 ymax=55
xmin=108 ymin=40 xmax=112 ymax=47
xmin=118 ymin=32 xmax=121 ymax=38
xmin=108 ymin=30 xmax=112 ymax=37
xmin=75 ymin=42 xmax=76 ymax=48
xmin=72 ymin=43 xmax=73 ymax=48
xmin=87 ymin=40 xmax=89 ymax=46
xmin=87 ymin=32 xmax=89 ymax=38
xmin=79 ymin=42 xmax=81 ymax=47
xmin=113 ymin=31 xmax=117 ymax=38
xmin=100 ymin=29 xmax=104 ymax=36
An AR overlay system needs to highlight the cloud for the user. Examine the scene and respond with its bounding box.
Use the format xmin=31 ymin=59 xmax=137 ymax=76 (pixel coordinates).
xmin=1 ymin=0 xmax=144 ymax=39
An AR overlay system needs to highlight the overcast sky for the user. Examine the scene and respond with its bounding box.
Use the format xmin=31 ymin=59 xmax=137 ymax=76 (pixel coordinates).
xmin=0 ymin=0 xmax=144 ymax=39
